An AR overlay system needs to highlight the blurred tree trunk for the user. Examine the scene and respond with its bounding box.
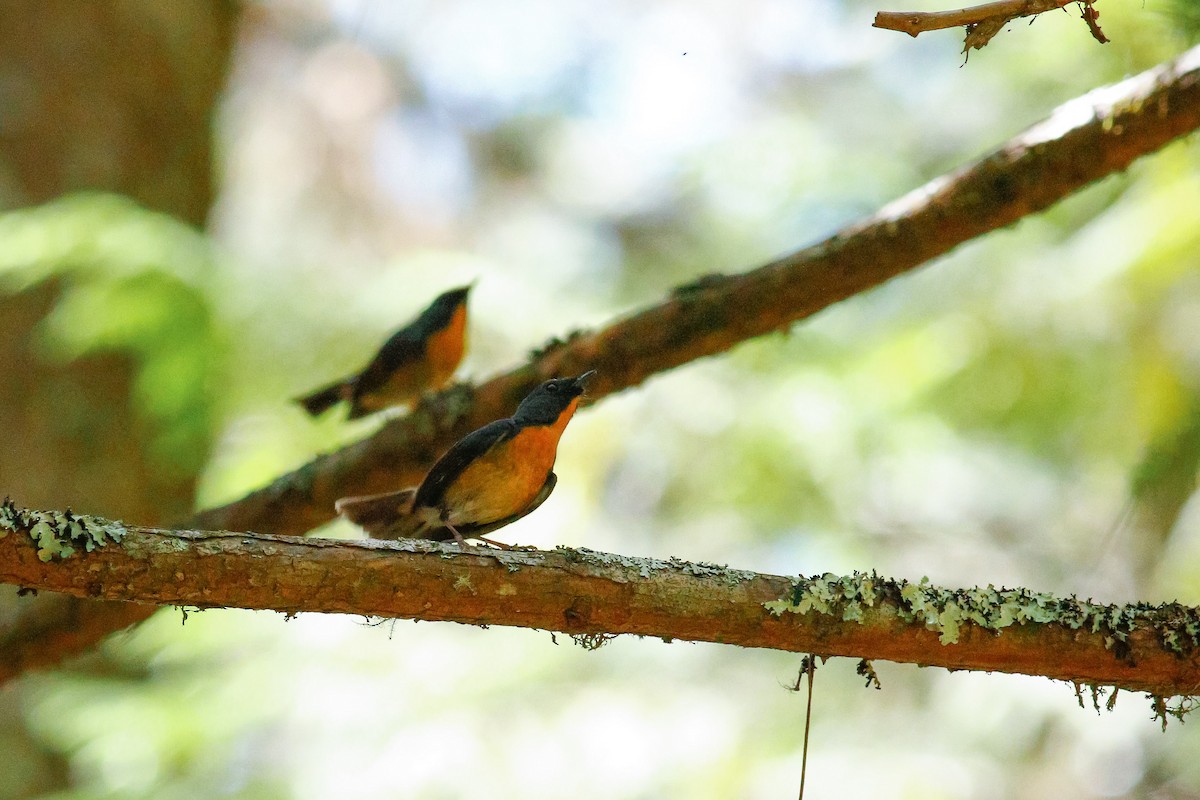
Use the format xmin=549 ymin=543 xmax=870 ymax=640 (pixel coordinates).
xmin=0 ymin=0 xmax=233 ymax=222
xmin=0 ymin=3 xmax=236 ymax=796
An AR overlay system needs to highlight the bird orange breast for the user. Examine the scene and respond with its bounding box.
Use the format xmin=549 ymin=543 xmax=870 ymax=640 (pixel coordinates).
xmin=441 ymin=396 xmax=579 ymax=526
xmin=425 ymin=303 xmax=467 ymax=387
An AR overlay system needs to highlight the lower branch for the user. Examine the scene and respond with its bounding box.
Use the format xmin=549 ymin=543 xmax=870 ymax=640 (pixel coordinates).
xmin=2 ymin=511 xmax=1199 ymax=699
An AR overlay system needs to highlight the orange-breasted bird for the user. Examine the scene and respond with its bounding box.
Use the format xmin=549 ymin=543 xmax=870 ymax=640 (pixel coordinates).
xmin=335 ymin=371 xmax=595 ymax=545
xmin=295 ymin=285 xmax=471 ymax=419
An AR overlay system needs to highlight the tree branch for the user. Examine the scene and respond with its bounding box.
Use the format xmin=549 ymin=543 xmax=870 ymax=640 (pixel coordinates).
xmin=192 ymin=43 xmax=1200 ymax=539
xmin=5 ymin=44 xmax=1200 ymax=684
xmin=0 ymin=592 xmax=151 ymax=683
xmin=2 ymin=513 xmax=1200 ymax=699
xmin=873 ymin=0 xmax=1108 ymax=50
xmin=875 ymin=0 xmax=1071 ymax=36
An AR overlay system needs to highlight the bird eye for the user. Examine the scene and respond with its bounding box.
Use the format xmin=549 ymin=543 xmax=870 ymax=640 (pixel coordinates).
xmin=546 ymin=383 xmax=559 ymax=393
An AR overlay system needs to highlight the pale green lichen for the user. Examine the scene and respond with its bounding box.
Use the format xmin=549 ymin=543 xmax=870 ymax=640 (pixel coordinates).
xmin=763 ymin=571 xmax=1200 ymax=660
xmin=558 ymin=546 xmax=672 ymax=580
xmin=666 ymin=557 xmax=759 ymax=586
xmin=0 ymin=498 xmax=126 ymax=562
xmin=557 ymin=547 xmax=758 ymax=586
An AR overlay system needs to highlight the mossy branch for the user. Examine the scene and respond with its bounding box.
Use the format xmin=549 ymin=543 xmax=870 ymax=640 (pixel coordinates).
xmin=2 ymin=507 xmax=1200 ymax=705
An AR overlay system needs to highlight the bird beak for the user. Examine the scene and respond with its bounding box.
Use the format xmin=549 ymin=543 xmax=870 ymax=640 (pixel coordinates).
xmin=573 ymin=370 xmax=597 ymax=389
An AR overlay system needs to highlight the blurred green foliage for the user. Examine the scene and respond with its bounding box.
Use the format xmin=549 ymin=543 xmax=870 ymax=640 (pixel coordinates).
xmin=0 ymin=194 xmax=220 ymax=481
xmin=1163 ymin=0 xmax=1200 ymax=42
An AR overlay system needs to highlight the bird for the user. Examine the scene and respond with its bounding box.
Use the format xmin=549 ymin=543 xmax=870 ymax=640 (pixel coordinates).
xmin=335 ymin=371 xmax=595 ymax=546
xmin=295 ymin=284 xmax=472 ymax=420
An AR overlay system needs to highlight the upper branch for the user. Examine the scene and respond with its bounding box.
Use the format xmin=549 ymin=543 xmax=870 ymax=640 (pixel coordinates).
xmin=191 ymin=44 xmax=1200 ymax=539
xmin=2 ymin=514 xmax=1199 ymax=699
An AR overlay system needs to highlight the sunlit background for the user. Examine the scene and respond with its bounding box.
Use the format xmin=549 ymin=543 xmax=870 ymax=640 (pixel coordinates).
xmin=2 ymin=0 xmax=1200 ymax=797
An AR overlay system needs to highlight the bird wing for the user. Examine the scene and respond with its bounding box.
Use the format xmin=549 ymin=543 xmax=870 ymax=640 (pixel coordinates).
xmin=443 ymin=472 xmax=557 ymax=540
xmin=336 ymin=445 xmax=555 ymax=543
xmin=413 ymin=419 xmax=519 ymax=509
xmin=352 ymin=328 xmax=426 ymax=398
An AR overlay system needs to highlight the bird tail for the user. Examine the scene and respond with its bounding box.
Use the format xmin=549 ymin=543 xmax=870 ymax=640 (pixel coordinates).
xmin=335 ymin=488 xmax=425 ymax=539
xmin=295 ymin=380 xmax=348 ymax=417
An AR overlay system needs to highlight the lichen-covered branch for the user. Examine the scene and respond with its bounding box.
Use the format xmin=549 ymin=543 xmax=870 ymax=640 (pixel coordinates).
xmin=2 ymin=508 xmax=1200 ymax=700
xmin=0 ymin=506 xmax=157 ymax=684
xmin=192 ymin=44 xmax=1200 ymax=539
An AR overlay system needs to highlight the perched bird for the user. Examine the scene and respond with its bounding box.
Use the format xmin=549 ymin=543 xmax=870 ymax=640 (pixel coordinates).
xmin=336 ymin=371 xmax=595 ymax=545
xmin=295 ymin=285 xmax=472 ymax=419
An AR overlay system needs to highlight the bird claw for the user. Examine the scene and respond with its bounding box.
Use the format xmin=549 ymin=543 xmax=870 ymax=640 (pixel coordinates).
xmin=473 ymin=536 xmax=538 ymax=551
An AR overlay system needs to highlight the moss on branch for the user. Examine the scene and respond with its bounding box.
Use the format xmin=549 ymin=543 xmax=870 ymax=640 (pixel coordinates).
xmin=0 ymin=498 xmax=126 ymax=562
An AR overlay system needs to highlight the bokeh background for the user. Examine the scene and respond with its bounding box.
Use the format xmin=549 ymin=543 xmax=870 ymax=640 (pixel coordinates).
xmin=2 ymin=0 xmax=1200 ymax=797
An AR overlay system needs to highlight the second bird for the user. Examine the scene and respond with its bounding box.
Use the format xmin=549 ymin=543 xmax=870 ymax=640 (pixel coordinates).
xmin=296 ymin=285 xmax=471 ymax=420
